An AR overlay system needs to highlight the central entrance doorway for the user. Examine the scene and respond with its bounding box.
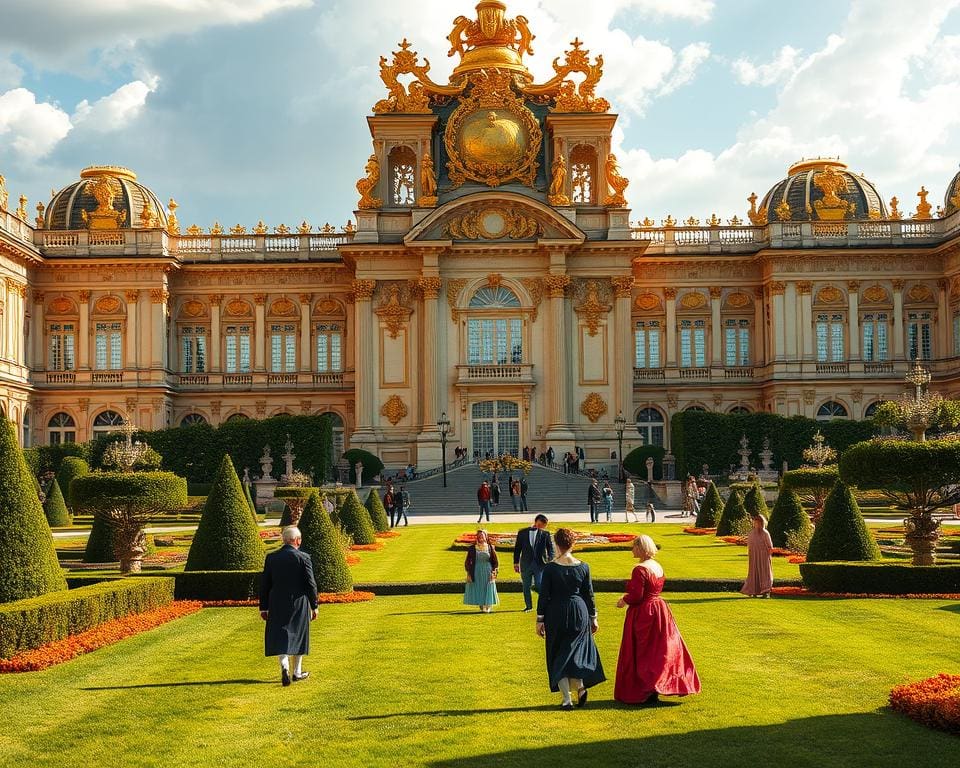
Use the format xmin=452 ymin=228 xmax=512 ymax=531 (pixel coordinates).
xmin=472 ymin=400 xmax=520 ymax=458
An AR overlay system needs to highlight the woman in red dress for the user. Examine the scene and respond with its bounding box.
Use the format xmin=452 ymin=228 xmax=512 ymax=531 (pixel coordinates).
xmin=614 ymin=534 xmax=701 ymax=705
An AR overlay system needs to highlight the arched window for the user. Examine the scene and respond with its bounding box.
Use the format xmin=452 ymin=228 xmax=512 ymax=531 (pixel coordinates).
xmin=816 ymin=401 xmax=848 ymax=421
xmin=225 ymin=413 xmax=249 ymax=422
xmin=388 ymin=145 xmax=416 ymax=206
xmin=570 ymin=144 xmax=598 ymax=205
xmin=727 ymin=405 xmax=751 ymax=415
xmin=863 ymin=401 xmax=884 ymax=419
xmin=92 ymin=410 xmax=125 ymax=436
xmin=467 ymin=286 xmax=523 ymax=365
xmin=469 ymin=286 xmax=521 ymax=308
xmin=685 ymin=405 xmax=707 ymax=412
xmin=180 ymin=413 xmax=207 ymax=427
xmin=636 ymin=407 xmax=665 ymax=447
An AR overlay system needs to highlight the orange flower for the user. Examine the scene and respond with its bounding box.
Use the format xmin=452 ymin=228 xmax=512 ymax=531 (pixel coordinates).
xmin=202 ymin=592 xmax=375 ymax=607
xmin=683 ymin=527 xmax=717 ymax=535
xmin=346 ymin=555 xmax=361 ymax=566
xmin=890 ymin=674 xmax=960 ymax=734
xmin=770 ymin=586 xmax=960 ymax=600
xmin=350 ymin=543 xmax=384 ymax=551
xmin=376 ymin=531 xmax=401 ymax=538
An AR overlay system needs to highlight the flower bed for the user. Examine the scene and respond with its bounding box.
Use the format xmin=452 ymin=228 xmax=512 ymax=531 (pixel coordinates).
xmin=683 ymin=527 xmax=717 ymax=535
xmin=350 ymin=543 xmax=384 ymax=552
xmin=0 ymin=601 xmax=202 ymax=673
xmin=201 ymin=591 xmax=376 ymax=607
xmin=346 ymin=555 xmax=361 ymax=566
xmin=890 ymin=674 xmax=960 ymax=734
xmin=712 ymin=533 xmax=802 ymax=559
xmin=771 ymin=586 xmax=960 ymax=599
xmin=454 ymin=531 xmax=636 ymax=549
xmin=376 ymin=531 xmax=401 ymax=538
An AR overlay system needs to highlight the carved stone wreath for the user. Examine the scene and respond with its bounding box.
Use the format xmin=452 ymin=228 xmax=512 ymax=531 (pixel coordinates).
xmin=580 ymin=392 xmax=608 ymax=423
xmin=381 ymin=395 xmax=408 ymax=426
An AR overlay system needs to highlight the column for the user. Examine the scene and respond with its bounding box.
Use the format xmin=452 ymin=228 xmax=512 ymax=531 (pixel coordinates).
xmin=78 ymin=291 xmax=90 ymax=369
xmin=797 ymin=282 xmax=813 ymax=360
xmin=664 ymin=288 xmax=677 ymax=367
xmin=771 ymin=282 xmax=786 ymax=360
xmin=209 ymin=295 xmax=222 ymax=372
xmin=847 ymin=280 xmax=860 ymax=360
xmin=13 ymin=283 xmax=24 ymax=366
xmin=612 ymin=276 xmax=634 ymax=420
xmin=1 ymin=280 xmax=8 ymax=360
xmin=31 ymin=291 xmax=44 ymax=369
xmin=709 ymin=286 xmax=722 ymax=365
xmin=937 ymin=279 xmax=949 ymax=359
xmin=253 ymin=294 xmax=266 ymax=371
xmin=893 ymin=280 xmax=905 ymax=359
xmin=138 ymin=290 xmax=151 ymax=370
xmin=150 ymin=289 xmax=167 ymax=369
xmin=125 ymin=290 xmax=139 ymax=369
xmin=784 ymin=283 xmax=798 ymax=359
xmin=417 ymin=275 xmax=442 ymax=431
xmin=352 ymin=279 xmax=376 ymax=436
xmin=753 ymin=287 xmax=765 ymax=366
xmin=299 ymin=294 xmax=312 ymax=372
xmin=544 ymin=273 xmax=573 ymax=436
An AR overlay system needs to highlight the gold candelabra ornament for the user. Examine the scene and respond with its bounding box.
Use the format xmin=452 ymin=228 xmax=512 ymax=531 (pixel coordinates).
xmin=102 ymin=419 xmax=150 ymax=472
xmin=899 ymin=361 xmax=940 ymax=442
xmin=802 ymin=431 xmax=836 ymax=468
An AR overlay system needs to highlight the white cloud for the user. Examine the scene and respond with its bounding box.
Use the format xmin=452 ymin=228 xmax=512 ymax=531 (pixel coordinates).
xmin=0 ymin=57 xmax=23 ymax=90
xmin=0 ymin=88 xmax=72 ymax=160
xmin=732 ymin=45 xmax=802 ymax=87
xmin=622 ymin=0 xmax=714 ymax=22
xmin=73 ymin=77 xmax=159 ymax=132
xmin=659 ymin=42 xmax=711 ymax=95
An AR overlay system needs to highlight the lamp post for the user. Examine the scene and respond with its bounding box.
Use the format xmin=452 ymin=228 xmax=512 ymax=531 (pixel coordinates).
xmin=437 ymin=411 xmax=451 ymax=488
xmin=614 ymin=411 xmax=626 ymax=483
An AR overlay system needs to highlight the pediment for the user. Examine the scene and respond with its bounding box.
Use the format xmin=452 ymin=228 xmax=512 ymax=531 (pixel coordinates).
xmin=404 ymin=192 xmax=585 ymax=245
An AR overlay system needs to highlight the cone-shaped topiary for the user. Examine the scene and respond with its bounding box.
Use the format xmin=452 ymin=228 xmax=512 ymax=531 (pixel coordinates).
xmin=338 ymin=489 xmax=376 ymax=544
xmin=185 ymin=455 xmax=265 ymax=571
xmin=56 ymin=456 xmax=90 ymax=511
xmin=716 ymin=489 xmax=751 ymax=536
xmin=83 ymin=515 xmax=116 ymax=563
xmin=43 ymin=478 xmax=71 ymax=527
xmin=807 ymin=480 xmax=881 ymax=563
xmin=365 ymin=488 xmax=390 ymax=533
xmin=695 ymin=482 xmax=724 ymax=528
xmin=743 ymin=484 xmax=770 ymax=521
xmin=298 ymin=492 xmax=353 ymax=593
xmin=0 ymin=417 xmax=66 ymax=602
xmin=768 ymin=488 xmax=811 ymax=549
xmin=244 ymin=482 xmax=257 ymax=519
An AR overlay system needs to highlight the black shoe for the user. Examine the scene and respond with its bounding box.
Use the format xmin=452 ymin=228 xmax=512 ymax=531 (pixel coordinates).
xmin=281 ymin=668 xmax=291 ymax=687
xmin=642 ymin=693 xmax=659 ymax=706
xmin=293 ymin=671 xmax=310 ymax=682
xmin=561 ymin=702 xmax=574 ymax=711
xmin=576 ymin=688 xmax=588 ymax=708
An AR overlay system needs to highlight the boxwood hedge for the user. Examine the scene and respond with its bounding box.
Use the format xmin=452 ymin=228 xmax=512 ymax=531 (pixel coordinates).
xmin=800 ymin=562 xmax=960 ymax=594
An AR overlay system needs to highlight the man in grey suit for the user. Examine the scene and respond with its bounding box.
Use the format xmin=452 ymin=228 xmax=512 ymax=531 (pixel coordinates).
xmin=259 ymin=526 xmax=319 ymax=686
xmin=513 ymin=514 xmax=555 ymax=613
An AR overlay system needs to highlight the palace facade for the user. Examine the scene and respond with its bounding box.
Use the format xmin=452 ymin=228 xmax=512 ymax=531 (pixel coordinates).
xmin=2 ymin=0 xmax=960 ymax=470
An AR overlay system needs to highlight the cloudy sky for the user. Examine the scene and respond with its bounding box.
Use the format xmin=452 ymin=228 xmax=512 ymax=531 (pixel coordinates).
xmin=1 ymin=0 xmax=959 ymax=228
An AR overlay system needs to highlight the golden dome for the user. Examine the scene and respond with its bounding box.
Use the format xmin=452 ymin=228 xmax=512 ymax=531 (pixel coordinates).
xmin=461 ymin=109 xmax=528 ymax=168
xmin=45 ymin=166 xmax=167 ymax=231
xmin=448 ymin=1 xmax=534 ymax=82
xmin=760 ymin=157 xmax=887 ymax=222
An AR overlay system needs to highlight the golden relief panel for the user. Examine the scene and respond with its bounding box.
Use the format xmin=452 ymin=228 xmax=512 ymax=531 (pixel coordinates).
xmin=634 ymin=293 xmax=661 ymax=312
xmin=94 ymin=295 xmax=122 ymax=314
xmin=225 ymin=299 xmax=252 ymax=317
xmin=678 ymin=291 xmax=706 ymax=310
xmin=381 ymin=395 xmax=408 ymax=426
xmin=270 ymin=297 xmax=296 ymax=316
xmin=815 ymin=286 xmax=843 ymax=304
xmin=906 ymin=284 xmax=933 ymax=303
xmin=180 ymin=300 xmax=206 ymax=318
xmin=314 ymin=298 xmax=343 ymax=316
xmin=580 ymin=392 xmax=608 ymax=424
xmin=863 ymin=284 xmax=889 ymax=304
xmin=444 ymin=205 xmax=541 ymax=240
xmin=725 ymin=292 xmax=751 ymax=309
xmin=48 ymin=296 xmax=75 ymax=315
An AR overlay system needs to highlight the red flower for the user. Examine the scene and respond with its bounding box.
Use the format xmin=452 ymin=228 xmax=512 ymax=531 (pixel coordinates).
xmin=890 ymin=674 xmax=960 ymax=734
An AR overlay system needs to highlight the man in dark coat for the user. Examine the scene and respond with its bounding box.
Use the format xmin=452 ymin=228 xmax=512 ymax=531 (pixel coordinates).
xmin=259 ymin=526 xmax=319 ymax=686
xmin=513 ymin=514 xmax=555 ymax=612
xmin=587 ymin=480 xmax=602 ymax=523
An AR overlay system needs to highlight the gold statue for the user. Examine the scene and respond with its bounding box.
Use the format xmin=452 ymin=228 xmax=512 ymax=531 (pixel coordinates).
xmin=166 ymin=198 xmax=180 ymax=235
xmin=604 ymin=153 xmax=629 ymax=208
xmin=356 ymin=154 xmax=382 ymax=209
xmin=774 ymin=199 xmax=792 ymax=221
xmin=914 ymin=186 xmax=932 ymax=220
xmin=419 ymin=153 xmax=438 ymax=207
xmin=0 ymin=174 xmax=8 ymax=211
xmin=35 ymin=202 xmax=45 ymax=229
xmin=747 ymin=192 xmax=768 ymax=225
xmin=15 ymin=194 xmax=27 ymax=222
xmin=138 ymin=199 xmax=157 ymax=228
xmin=547 ymin=152 xmax=570 ymax=206
xmin=889 ymin=196 xmax=902 ymax=220
xmin=447 ymin=2 xmax=534 ymax=60
xmin=813 ymin=165 xmax=854 ymax=220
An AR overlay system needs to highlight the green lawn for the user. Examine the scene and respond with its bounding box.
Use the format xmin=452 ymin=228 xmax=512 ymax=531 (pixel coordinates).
xmin=1 ymin=593 xmax=957 ymax=767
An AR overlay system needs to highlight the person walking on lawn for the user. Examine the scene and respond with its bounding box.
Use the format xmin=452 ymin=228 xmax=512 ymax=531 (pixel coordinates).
xmin=514 ymin=514 xmax=555 ymax=613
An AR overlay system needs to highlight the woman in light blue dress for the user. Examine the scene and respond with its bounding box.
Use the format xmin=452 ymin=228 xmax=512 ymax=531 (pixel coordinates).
xmin=464 ymin=529 xmax=500 ymax=613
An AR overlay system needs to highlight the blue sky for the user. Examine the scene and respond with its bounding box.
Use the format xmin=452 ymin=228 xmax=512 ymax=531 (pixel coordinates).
xmin=1 ymin=0 xmax=959 ymax=229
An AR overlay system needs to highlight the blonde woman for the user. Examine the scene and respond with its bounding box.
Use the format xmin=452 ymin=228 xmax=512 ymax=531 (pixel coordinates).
xmin=615 ymin=534 xmax=700 ymax=705
xmin=464 ymin=529 xmax=499 ymax=613
xmin=741 ymin=514 xmax=774 ymax=597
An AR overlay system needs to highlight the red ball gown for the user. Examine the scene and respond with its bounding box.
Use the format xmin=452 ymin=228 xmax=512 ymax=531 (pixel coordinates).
xmin=614 ymin=565 xmax=701 ymax=703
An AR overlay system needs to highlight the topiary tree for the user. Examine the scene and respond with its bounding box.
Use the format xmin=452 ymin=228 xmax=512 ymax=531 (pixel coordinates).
xmin=83 ymin=515 xmax=116 ymax=563
xmin=343 ymin=448 xmax=384 ymax=485
xmin=743 ymin=484 xmax=770 ymax=521
xmin=768 ymin=488 xmax=811 ymax=549
xmin=275 ymin=486 xmax=319 ymax=527
xmin=0 ymin=417 xmax=66 ymax=603
xmin=244 ymin=481 xmax=257 ymax=519
xmin=185 ymin=455 xmax=265 ymax=571
xmin=695 ymin=481 xmax=723 ymax=528
xmin=806 ymin=480 xmax=880 ymax=563
xmin=337 ymin=489 xmax=376 ymax=545
xmin=781 ymin=467 xmax=839 ymax=523
xmin=623 ymin=445 xmax=666 ymax=480
xmin=73 ymin=471 xmax=188 ymax=573
xmin=365 ymin=488 xmax=390 ymax=532
xmin=56 ymin=456 xmax=90 ymax=512
xmin=716 ymin=489 xmax=751 ymax=537
xmin=298 ymin=492 xmax=353 ymax=593
xmin=43 ymin=478 xmax=71 ymax=528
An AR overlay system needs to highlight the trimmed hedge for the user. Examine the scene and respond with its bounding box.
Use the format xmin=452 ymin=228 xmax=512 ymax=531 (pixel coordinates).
xmin=343 ymin=449 xmax=385 ymax=484
xmin=73 ymin=472 xmax=189 ymax=516
xmin=695 ymin=482 xmax=724 ymax=528
xmin=82 ymin=516 xmax=117 ymax=563
xmin=22 ymin=442 xmax=89 ymax=478
xmin=299 ymin=492 xmax=353 ymax=593
xmin=56 ymin=456 xmax=90 ymax=511
xmin=807 ymin=481 xmax=881 ymax=563
xmin=768 ymin=487 xmax=811 ymax=549
xmin=185 ymin=455 xmax=265 ymax=571
xmin=128 ymin=571 xmax=260 ymax=601
xmin=365 ymin=488 xmax=390 ymax=533
xmin=0 ymin=577 xmax=173 ymax=659
xmin=781 ymin=467 xmax=839 ymax=493
xmin=800 ymin=562 xmax=960 ymax=595
xmin=716 ymin=489 xmax=750 ymax=536
xmin=623 ymin=445 xmax=665 ymax=481
xmin=43 ymin=478 xmax=71 ymax=528
xmin=743 ymin=484 xmax=770 ymax=521
xmin=338 ymin=490 xmax=376 ymax=545
xmin=275 ymin=486 xmax=319 ymax=527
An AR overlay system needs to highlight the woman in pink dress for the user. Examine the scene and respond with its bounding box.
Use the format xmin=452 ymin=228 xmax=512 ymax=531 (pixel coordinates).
xmin=741 ymin=514 xmax=774 ymax=597
xmin=614 ymin=535 xmax=701 ymax=705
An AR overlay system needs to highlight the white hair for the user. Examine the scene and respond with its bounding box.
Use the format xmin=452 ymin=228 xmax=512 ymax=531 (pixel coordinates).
xmin=282 ymin=526 xmax=302 ymax=544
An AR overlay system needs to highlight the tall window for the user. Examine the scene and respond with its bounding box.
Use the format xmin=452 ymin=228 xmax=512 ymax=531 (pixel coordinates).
xmin=180 ymin=326 xmax=207 ymax=373
xmin=635 ymin=320 xmax=662 ymax=368
xmin=723 ymin=319 xmax=750 ymax=367
xmin=48 ymin=412 xmax=76 ymax=444
xmin=270 ymin=323 xmax=296 ymax=372
xmin=92 ymin=410 xmax=125 ymax=436
xmin=816 ymin=313 xmax=845 ymax=362
xmin=861 ymin=313 xmax=889 ymax=362
xmin=467 ymin=319 xmax=523 ymax=364
xmin=94 ymin=321 xmax=123 ymax=370
xmin=225 ymin=325 xmax=252 ymax=373
xmin=315 ymin=323 xmax=343 ymax=372
xmin=679 ymin=319 xmax=706 ymax=368
xmin=954 ymin=311 xmax=960 ymax=357
xmin=636 ymin=407 xmax=665 ymax=447
xmin=388 ymin=145 xmax=416 ymax=206
xmin=907 ymin=311 xmax=933 ymax=361
xmin=48 ymin=323 xmax=76 ymax=371
xmin=570 ymin=144 xmax=597 ymax=205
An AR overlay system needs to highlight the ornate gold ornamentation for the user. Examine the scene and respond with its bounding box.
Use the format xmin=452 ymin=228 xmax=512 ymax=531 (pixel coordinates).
xmin=604 ymin=154 xmax=629 ymax=208
xmin=181 ymin=300 xmax=206 ymax=318
xmin=270 ymin=297 xmax=296 ymax=316
xmin=770 ymin=282 xmax=786 ymax=296
xmin=315 ymin=298 xmax=342 ymax=315
xmin=229 ymin=224 xmax=246 ymax=235
xmin=417 ymin=276 xmax=442 ymax=299
xmin=298 ymin=293 xmax=313 ymax=304
xmin=48 ymin=296 xmax=74 ymax=315
xmin=679 ymin=292 xmax=706 ymax=310
xmin=889 ymin=197 xmax=902 ymax=220
xmin=486 ymin=273 xmax=502 ymax=289
xmin=774 ymin=199 xmax=791 ymax=221
xmin=186 ymin=224 xmax=203 ymax=236
xmin=446 ymin=1 xmax=535 ymax=80
xmin=447 ymin=278 xmax=468 ymax=321
xmin=253 ymin=220 xmax=268 ymax=235
xmin=892 ymin=279 xmax=906 ymax=291
xmin=166 ymin=198 xmax=180 ymax=235
xmin=15 ymin=194 xmax=27 ymax=222
xmin=634 ymin=293 xmax=661 ymax=312
xmin=352 ymin=279 xmax=377 ymax=301
xmin=708 ymin=213 xmax=721 ymax=227
xmin=747 ymin=192 xmax=768 ymax=225
xmin=640 ymin=217 xmax=654 ymax=227
xmin=543 ymin=274 xmax=571 ymax=298
xmin=225 ymin=299 xmax=252 ymax=317
xmin=914 ymin=186 xmax=932 ymax=220
xmin=816 ymin=286 xmax=842 ymax=304
xmin=208 ymin=294 xmax=223 ymax=306
xmin=574 ymin=280 xmax=611 ymax=336
xmin=356 ymin=155 xmax=382 ymax=209
xmin=950 ymin=179 xmax=960 ymax=212
xmin=32 ymin=290 xmax=44 ymax=304
xmin=547 ymin=152 xmax=570 ymax=206
xmin=444 ymin=205 xmax=541 ymax=239
xmin=803 ymin=390 xmax=816 ymax=406
xmin=666 ymin=393 xmax=678 ymax=409
xmin=210 ymin=221 xmax=224 ymax=235
xmin=419 ymin=153 xmax=438 ymax=207
xmin=726 ymin=291 xmax=751 ymax=308
xmin=728 ymin=215 xmax=743 ymax=226
xmin=520 ymin=277 xmax=543 ymax=321
xmin=708 ymin=286 xmax=722 ymax=299
xmin=375 ymin=285 xmax=413 ymax=338
xmin=847 ymin=280 xmax=860 ymax=291
xmin=381 ymin=395 xmax=408 ymax=426
xmin=611 ymin=276 xmax=634 ymax=298
xmin=35 ymin=201 xmax=45 ymax=229
xmin=343 ymin=220 xmax=356 ymax=233
xmin=373 ymin=39 xmax=447 ymax=114
xmin=813 ymin=165 xmax=854 ymax=220
xmin=321 ymin=223 xmax=336 ymax=234
xmin=444 ymin=69 xmax=542 ymax=188
xmin=663 ymin=287 xmax=677 ymax=300
xmin=863 ymin=284 xmax=888 ymax=304
xmin=125 ymin=290 xmax=140 ymax=303
xmin=297 ymin=221 xmax=311 ymax=234
xmin=796 ymin=281 xmax=813 ymax=295
xmin=253 ymin=294 xmax=267 ymax=306
xmin=684 ymin=216 xmax=700 ymax=227
xmin=79 ymin=173 xmax=127 ymax=230
xmin=663 ymin=215 xmax=676 ymax=228
xmin=136 ymin=198 xmax=156 ymax=228
xmin=150 ymin=288 xmax=169 ymax=304
xmin=580 ymin=392 xmax=608 ymax=423
xmin=0 ymin=174 xmax=7 ymax=211
xmin=907 ymin=284 xmax=933 ymax=303
xmin=524 ymin=38 xmax=610 ymax=113
xmin=275 ymin=224 xmax=291 ymax=235
xmin=79 ymin=290 xmax=90 ymax=303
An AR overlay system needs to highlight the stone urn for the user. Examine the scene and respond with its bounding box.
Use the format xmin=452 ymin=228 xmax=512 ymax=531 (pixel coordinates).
xmin=904 ymin=512 xmax=940 ymax=566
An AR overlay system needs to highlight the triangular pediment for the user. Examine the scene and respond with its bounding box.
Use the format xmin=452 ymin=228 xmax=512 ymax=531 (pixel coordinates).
xmin=404 ymin=192 xmax=586 ymax=245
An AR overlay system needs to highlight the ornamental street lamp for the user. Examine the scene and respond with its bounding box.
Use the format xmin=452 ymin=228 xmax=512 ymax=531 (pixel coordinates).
xmin=614 ymin=411 xmax=627 ymax=483
xmin=437 ymin=411 xmax=451 ymax=488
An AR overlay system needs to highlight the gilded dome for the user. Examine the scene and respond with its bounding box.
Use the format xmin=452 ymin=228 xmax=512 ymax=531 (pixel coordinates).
xmin=944 ymin=165 xmax=960 ymax=217
xmin=45 ymin=166 xmax=167 ymax=231
xmin=759 ymin=158 xmax=887 ymax=222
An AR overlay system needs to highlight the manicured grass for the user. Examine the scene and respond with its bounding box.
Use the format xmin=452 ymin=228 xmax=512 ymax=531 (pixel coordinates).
xmin=0 ymin=593 xmax=957 ymax=767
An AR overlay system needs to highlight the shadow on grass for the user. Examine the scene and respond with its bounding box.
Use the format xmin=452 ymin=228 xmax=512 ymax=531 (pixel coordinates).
xmin=81 ymin=679 xmax=272 ymax=690
xmin=937 ymin=603 xmax=960 ymax=614
xmin=350 ymin=699 xmax=680 ymax=719
xmin=424 ymin=713 xmax=955 ymax=768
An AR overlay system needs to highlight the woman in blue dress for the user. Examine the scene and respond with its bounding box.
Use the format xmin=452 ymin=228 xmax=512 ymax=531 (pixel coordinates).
xmin=536 ymin=527 xmax=606 ymax=709
xmin=464 ymin=529 xmax=499 ymax=613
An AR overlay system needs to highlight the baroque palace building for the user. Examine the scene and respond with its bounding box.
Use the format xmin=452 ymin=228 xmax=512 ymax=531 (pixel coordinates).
xmin=2 ymin=0 xmax=960 ymax=470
